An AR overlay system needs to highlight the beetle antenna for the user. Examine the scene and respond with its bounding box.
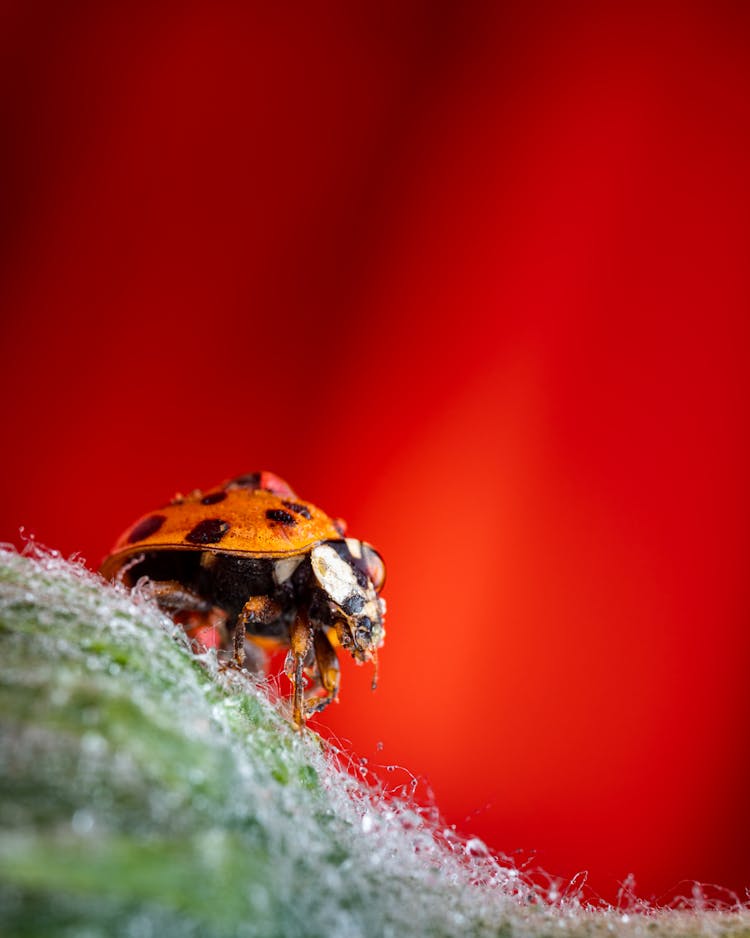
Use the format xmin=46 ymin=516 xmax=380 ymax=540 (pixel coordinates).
xmin=371 ymin=648 xmax=379 ymax=691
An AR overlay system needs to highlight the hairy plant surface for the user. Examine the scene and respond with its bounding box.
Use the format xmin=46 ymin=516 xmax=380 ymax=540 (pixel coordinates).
xmin=0 ymin=547 xmax=747 ymax=937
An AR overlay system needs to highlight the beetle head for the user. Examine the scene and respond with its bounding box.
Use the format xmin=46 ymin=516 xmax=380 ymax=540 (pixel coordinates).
xmin=309 ymin=539 xmax=386 ymax=662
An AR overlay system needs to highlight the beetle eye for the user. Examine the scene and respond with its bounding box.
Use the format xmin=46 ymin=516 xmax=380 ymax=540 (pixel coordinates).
xmin=359 ymin=543 xmax=386 ymax=592
xmin=355 ymin=621 xmax=372 ymax=648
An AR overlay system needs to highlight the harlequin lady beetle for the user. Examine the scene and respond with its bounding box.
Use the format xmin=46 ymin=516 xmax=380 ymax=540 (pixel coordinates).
xmin=100 ymin=471 xmax=386 ymax=727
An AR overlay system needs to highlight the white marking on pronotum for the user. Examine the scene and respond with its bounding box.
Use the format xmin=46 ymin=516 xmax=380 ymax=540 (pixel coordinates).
xmin=345 ymin=538 xmax=363 ymax=559
xmin=310 ymin=543 xmax=360 ymax=606
xmin=273 ymin=555 xmax=303 ymax=585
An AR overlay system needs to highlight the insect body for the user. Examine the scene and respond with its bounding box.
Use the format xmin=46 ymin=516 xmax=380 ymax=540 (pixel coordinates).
xmin=100 ymin=471 xmax=386 ymax=726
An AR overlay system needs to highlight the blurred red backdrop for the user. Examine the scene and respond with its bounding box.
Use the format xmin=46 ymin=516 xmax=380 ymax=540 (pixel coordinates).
xmin=1 ymin=1 xmax=749 ymax=903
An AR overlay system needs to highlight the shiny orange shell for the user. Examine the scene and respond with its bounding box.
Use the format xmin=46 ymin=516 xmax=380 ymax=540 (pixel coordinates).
xmin=100 ymin=472 xmax=344 ymax=578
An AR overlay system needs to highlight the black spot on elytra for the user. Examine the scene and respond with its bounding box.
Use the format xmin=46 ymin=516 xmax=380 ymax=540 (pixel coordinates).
xmin=201 ymin=491 xmax=227 ymax=505
xmin=127 ymin=514 xmax=166 ymax=543
xmin=229 ymin=472 xmax=261 ymax=489
xmin=185 ymin=518 xmax=231 ymax=545
xmin=282 ymin=500 xmax=312 ymax=520
xmin=265 ymin=508 xmax=296 ymax=526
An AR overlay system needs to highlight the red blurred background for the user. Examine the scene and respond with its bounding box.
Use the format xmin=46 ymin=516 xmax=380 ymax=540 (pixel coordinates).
xmin=2 ymin=1 xmax=749 ymax=903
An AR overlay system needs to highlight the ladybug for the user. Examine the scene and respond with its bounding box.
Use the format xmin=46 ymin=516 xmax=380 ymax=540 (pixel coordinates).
xmin=100 ymin=471 xmax=386 ymax=727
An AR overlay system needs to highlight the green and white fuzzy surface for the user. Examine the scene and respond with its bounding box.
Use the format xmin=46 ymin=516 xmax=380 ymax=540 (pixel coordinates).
xmin=0 ymin=546 xmax=747 ymax=937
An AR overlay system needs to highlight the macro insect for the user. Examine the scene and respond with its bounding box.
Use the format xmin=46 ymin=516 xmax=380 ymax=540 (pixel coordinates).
xmin=100 ymin=471 xmax=386 ymax=727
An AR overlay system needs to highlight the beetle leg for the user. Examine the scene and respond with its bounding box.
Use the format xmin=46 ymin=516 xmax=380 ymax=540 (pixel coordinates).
xmin=303 ymin=629 xmax=340 ymax=716
xmin=233 ymin=595 xmax=282 ymax=665
xmin=286 ymin=612 xmax=312 ymax=728
xmin=136 ymin=579 xmax=228 ymax=651
xmin=137 ymin=578 xmax=211 ymax=612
